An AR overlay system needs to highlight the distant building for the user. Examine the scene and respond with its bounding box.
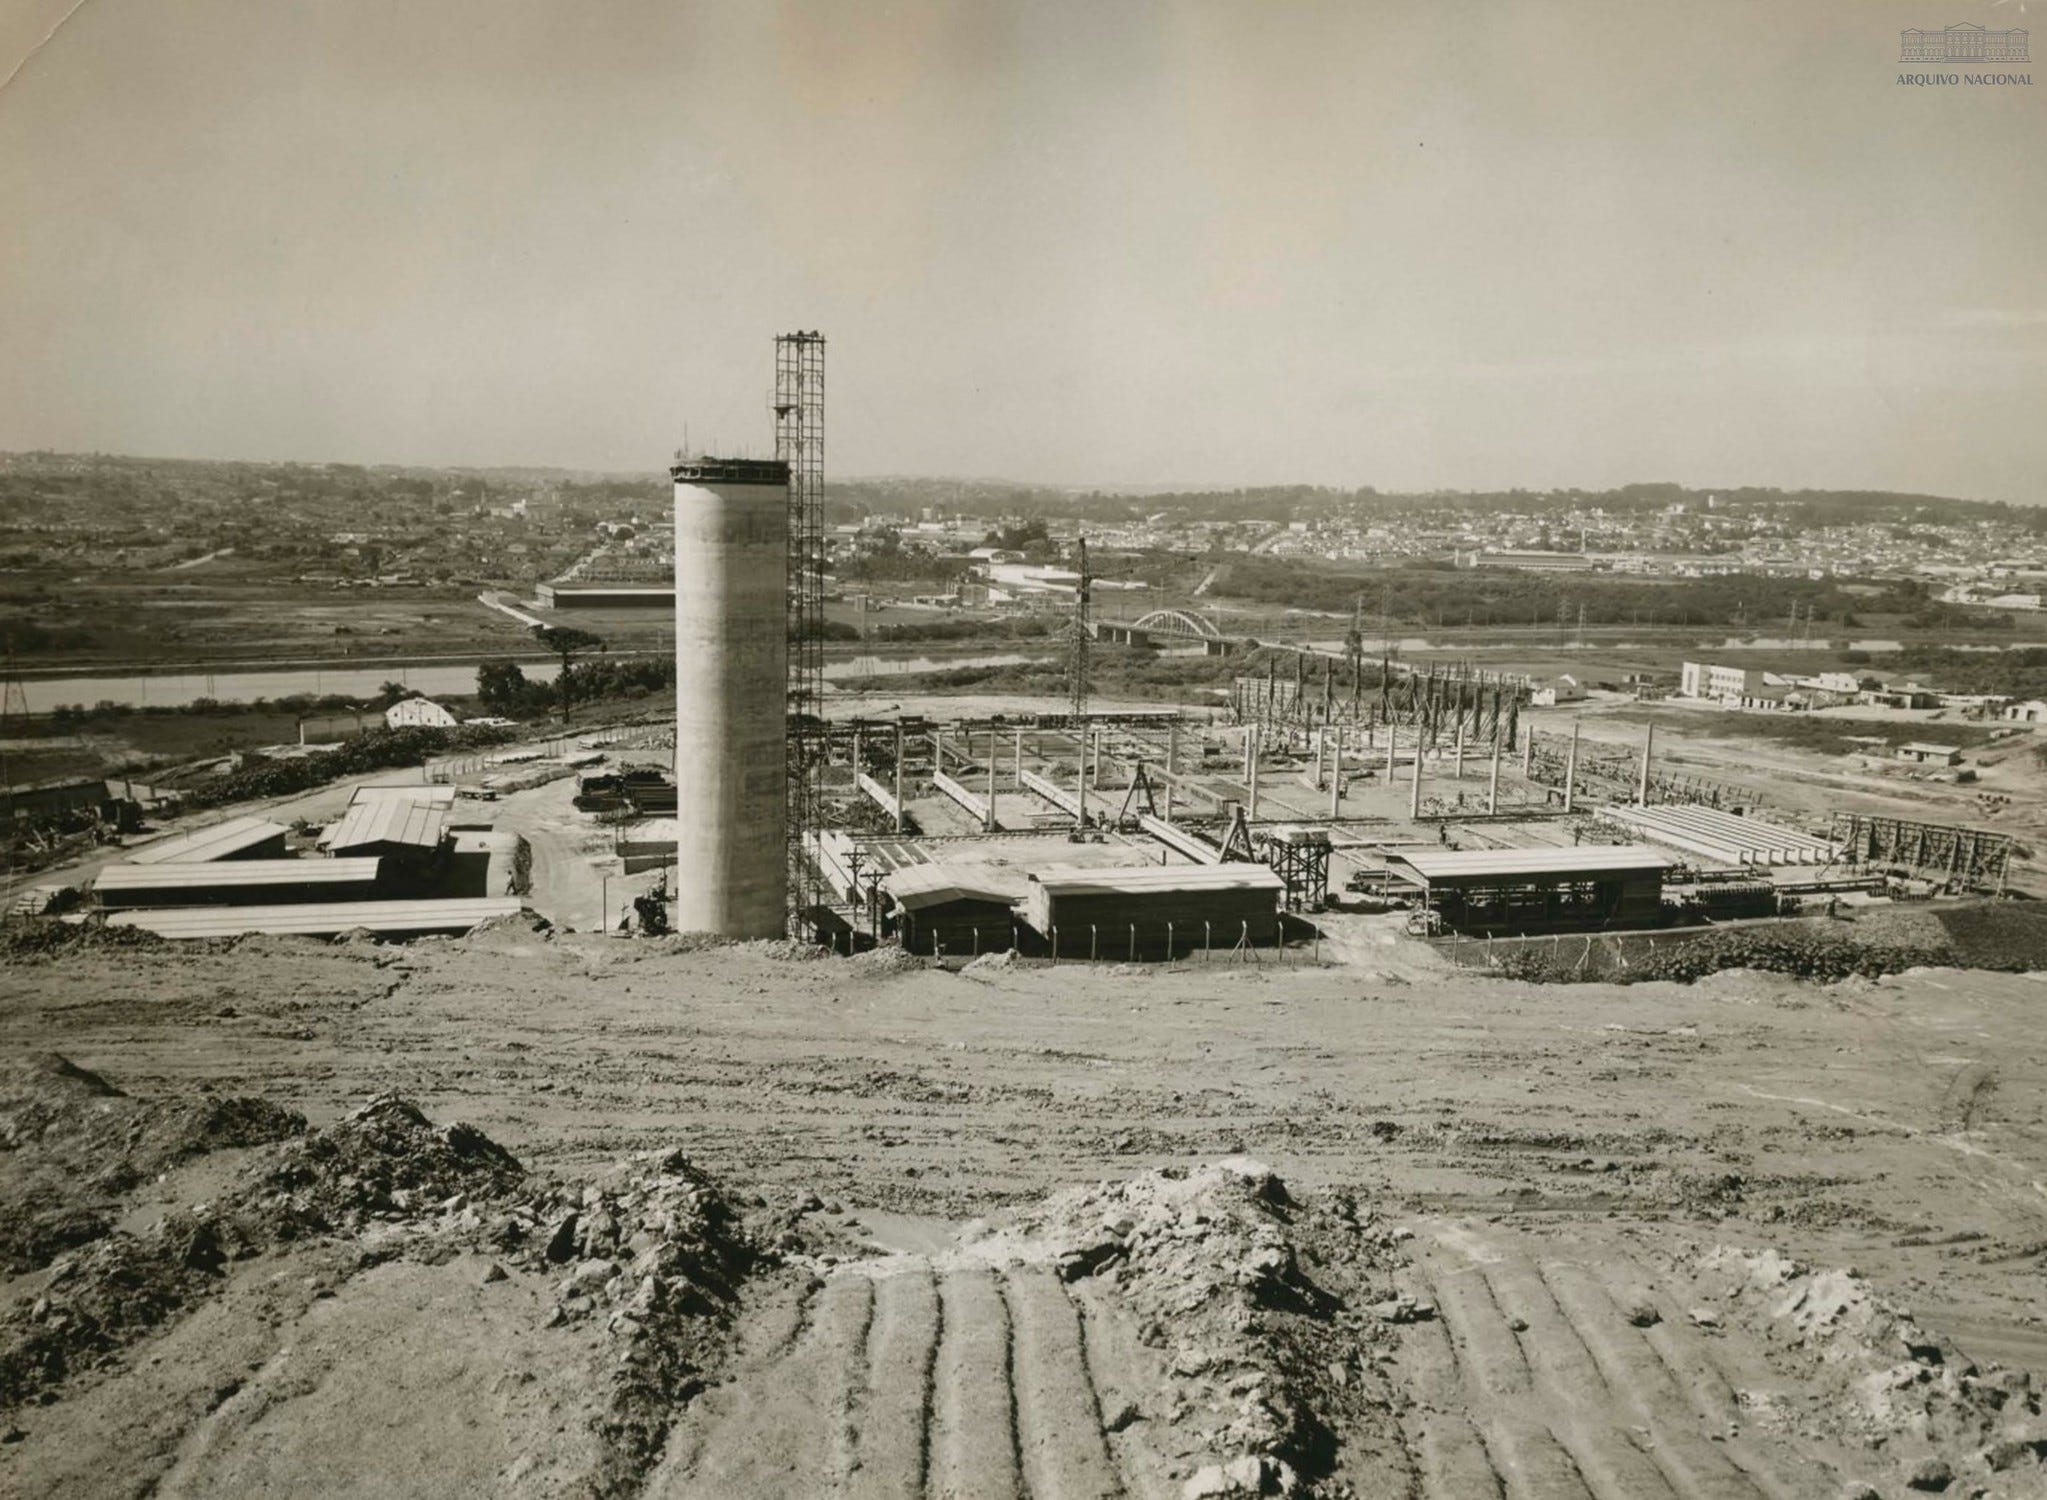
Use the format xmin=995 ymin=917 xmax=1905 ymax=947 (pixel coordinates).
xmin=384 ymin=697 xmax=459 ymax=730
xmin=1895 ymin=742 xmax=1963 ymax=767
xmin=1529 ymin=674 xmax=1586 ymax=707
xmin=1468 ymin=549 xmax=1596 ymax=572
xmin=2004 ymin=700 xmax=2047 ymax=723
xmin=1681 ymin=661 xmax=1763 ymax=702
xmin=1860 ymin=684 xmax=1940 ymax=711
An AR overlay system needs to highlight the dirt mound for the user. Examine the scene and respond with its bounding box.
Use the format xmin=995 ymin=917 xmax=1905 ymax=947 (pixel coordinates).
xmin=976 ymin=1158 xmax=1404 ymax=1494
xmin=1 ymin=1057 xmax=307 ymax=1274
xmin=494 ymin=1150 xmax=758 ymax=1494
xmin=0 ymin=920 xmax=183 ymax=963
xmin=1938 ymin=901 xmax=2047 ymax=970
xmin=242 ymin=1093 xmax=524 ymax=1240
xmin=0 ymin=1093 xmax=526 ymax=1410
xmin=1692 ymin=1246 xmax=2047 ymax=1495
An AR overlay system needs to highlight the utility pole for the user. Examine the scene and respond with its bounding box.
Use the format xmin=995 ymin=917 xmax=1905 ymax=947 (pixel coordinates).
xmin=892 ymin=723 xmax=906 ymax=833
xmin=1067 ymin=536 xmax=1092 ymax=723
xmin=1563 ymin=721 xmax=1579 ymax=814
xmin=1638 ymin=722 xmax=1654 ymax=806
xmin=1488 ymin=722 xmax=1502 ymax=815
xmin=1330 ymin=723 xmax=1344 ymax=818
xmin=984 ymin=730 xmax=997 ymax=833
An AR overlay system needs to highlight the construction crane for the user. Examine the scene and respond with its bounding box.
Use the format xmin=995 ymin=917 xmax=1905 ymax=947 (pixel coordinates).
xmin=1067 ymin=536 xmax=1092 ymax=723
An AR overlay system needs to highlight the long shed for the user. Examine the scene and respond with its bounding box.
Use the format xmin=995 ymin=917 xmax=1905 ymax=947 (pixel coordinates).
xmin=1023 ymin=863 xmax=1285 ymax=957
xmin=883 ymin=863 xmax=1025 ymax=957
xmin=93 ymin=858 xmax=384 ymax=909
xmin=125 ymin=816 xmax=291 ymax=865
xmin=1383 ymin=845 xmax=1670 ymax=935
xmin=103 ymin=896 xmax=522 ymax=940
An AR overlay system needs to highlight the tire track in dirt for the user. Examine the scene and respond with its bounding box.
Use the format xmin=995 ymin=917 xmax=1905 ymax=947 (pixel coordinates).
xmin=1475 ymin=1258 xmax=1680 ymax=1498
xmin=1537 ymin=1260 xmax=1782 ymax=1500
xmin=1005 ymin=1265 xmax=1124 ymax=1499
xmin=1417 ymin=1255 xmax=1597 ymax=1499
xmin=1390 ymin=1266 xmax=1508 ymax=1499
xmin=649 ymin=1268 xmax=874 ymax=1496
xmin=930 ymin=1267 xmax=1022 ymax=1500
xmin=655 ymin=1255 xmax=1140 ymax=1499
xmin=850 ymin=1261 xmax=941 ymax=1500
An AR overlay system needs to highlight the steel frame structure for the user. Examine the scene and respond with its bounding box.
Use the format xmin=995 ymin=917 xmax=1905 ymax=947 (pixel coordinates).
xmin=775 ymin=332 xmax=827 ymax=932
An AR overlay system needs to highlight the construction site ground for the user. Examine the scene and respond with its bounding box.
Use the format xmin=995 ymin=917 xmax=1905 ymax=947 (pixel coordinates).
xmin=7 ymin=921 xmax=2047 ymax=1498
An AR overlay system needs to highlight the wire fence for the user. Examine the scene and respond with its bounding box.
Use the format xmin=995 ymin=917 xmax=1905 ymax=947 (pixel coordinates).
xmin=833 ymin=913 xmax=1333 ymax=967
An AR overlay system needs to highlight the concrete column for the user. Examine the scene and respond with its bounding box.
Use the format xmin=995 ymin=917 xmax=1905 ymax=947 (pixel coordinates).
xmin=933 ymin=726 xmax=944 ymax=780
xmin=1247 ymin=736 xmax=1260 ymax=822
xmin=1454 ymin=720 xmax=1465 ymax=780
xmin=1330 ymin=723 xmax=1344 ymax=818
xmin=1386 ymin=725 xmax=1397 ymax=783
xmin=1488 ymin=729 xmax=1502 ymax=814
xmin=1637 ymin=722 xmax=1654 ymax=806
xmin=1522 ymin=723 xmax=1534 ymax=777
xmin=1410 ymin=732 xmax=1424 ymax=820
xmin=1167 ymin=721 xmax=1179 ymax=775
xmin=1015 ymin=727 xmax=1025 ymax=796
xmin=893 ymin=724 xmax=906 ymax=833
xmin=984 ymin=731 xmax=997 ymax=832
xmin=1090 ymin=727 xmax=1102 ymax=789
xmin=1563 ymin=721 xmax=1579 ymax=814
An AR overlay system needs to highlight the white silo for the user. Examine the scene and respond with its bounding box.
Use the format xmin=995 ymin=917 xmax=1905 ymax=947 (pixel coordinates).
xmin=671 ymin=455 xmax=788 ymax=937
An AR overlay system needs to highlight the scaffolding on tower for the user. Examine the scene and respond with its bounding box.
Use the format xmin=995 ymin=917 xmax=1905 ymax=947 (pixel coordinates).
xmin=774 ymin=332 xmax=827 ymax=934
xmin=1067 ymin=536 xmax=1092 ymax=724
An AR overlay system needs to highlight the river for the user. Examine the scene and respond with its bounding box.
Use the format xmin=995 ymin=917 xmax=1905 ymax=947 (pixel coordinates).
xmin=16 ymin=652 xmax=1049 ymax=713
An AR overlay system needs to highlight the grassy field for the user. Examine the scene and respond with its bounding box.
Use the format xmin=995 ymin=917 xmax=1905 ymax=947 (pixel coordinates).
xmin=1609 ymin=703 xmax=2009 ymax=757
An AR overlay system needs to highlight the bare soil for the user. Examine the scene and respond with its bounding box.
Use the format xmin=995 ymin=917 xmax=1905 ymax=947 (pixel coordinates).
xmin=5 ymin=923 xmax=2047 ymax=1497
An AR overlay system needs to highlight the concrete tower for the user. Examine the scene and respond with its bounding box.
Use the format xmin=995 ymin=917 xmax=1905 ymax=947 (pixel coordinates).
xmin=671 ymin=455 xmax=789 ymax=937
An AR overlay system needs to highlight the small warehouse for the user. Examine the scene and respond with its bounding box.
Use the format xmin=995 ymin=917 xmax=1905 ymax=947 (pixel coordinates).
xmin=124 ymin=816 xmax=291 ymax=864
xmin=320 ymin=786 xmax=455 ymax=863
xmin=1023 ymin=863 xmax=1285 ymax=957
xmin=1895 ymin=742 xmax=1963 ymax=767
xmin=1384 ymin=845 xmax=1671 ymax=936
xmin=883 ymin=863 xmax=1025 ymax=956
xmin=93 ymin=858 xmax=384 ymax=910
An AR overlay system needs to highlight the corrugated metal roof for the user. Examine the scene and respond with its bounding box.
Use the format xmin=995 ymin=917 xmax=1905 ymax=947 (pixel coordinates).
xmin=125 ymin=816 xmax=290 ymax=864
xmin=319 ymin=786 xmax=454 ymax=853
xmin=1386 ymin=845 xmax=1672 ymax=882
xmin=104 ymin=896 xmax=522 ymax=940
xmin=882 ymin=862 xmax=1026 ymax=912
xmin=95 ymin=858 xmax=382 ymax=892
xmin=1027 ymin=863 xmax=1285 ymax=895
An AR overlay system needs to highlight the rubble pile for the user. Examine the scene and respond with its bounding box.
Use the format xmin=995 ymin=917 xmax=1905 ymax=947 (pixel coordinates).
xmin=236 ymin=1093 xmax=525 ymax=1243
xmin=1696 ymin=1247 xmax=2047 ymax=1495
xmin=976 ymin=1158 xmax=1402 ymax=1497
xmin=492 ymin=1149 xmax=758 ymax=1496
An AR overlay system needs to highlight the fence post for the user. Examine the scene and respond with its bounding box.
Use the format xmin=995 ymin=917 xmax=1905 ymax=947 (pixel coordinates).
xmin=1091 ymin=924 xmax=1098 ymax=962
xmin=1051 ymin=926 xmax=1058 ymax=965
xmin=1205 ymin=920 xmax=1212 ymax=959
xmin=1129 ymin=924 xmax=1136 ymax=962
xmin=1168 ymin=921 xmax=1174 ymax=961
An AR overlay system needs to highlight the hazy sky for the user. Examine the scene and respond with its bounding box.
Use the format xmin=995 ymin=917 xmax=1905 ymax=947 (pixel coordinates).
xmin=1 ymin=0 xmax=2042 ymax=497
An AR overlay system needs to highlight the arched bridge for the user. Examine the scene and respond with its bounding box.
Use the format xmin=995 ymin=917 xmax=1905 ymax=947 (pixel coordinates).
xmin=1130 ymin=609 xmax=1222 ymax=640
